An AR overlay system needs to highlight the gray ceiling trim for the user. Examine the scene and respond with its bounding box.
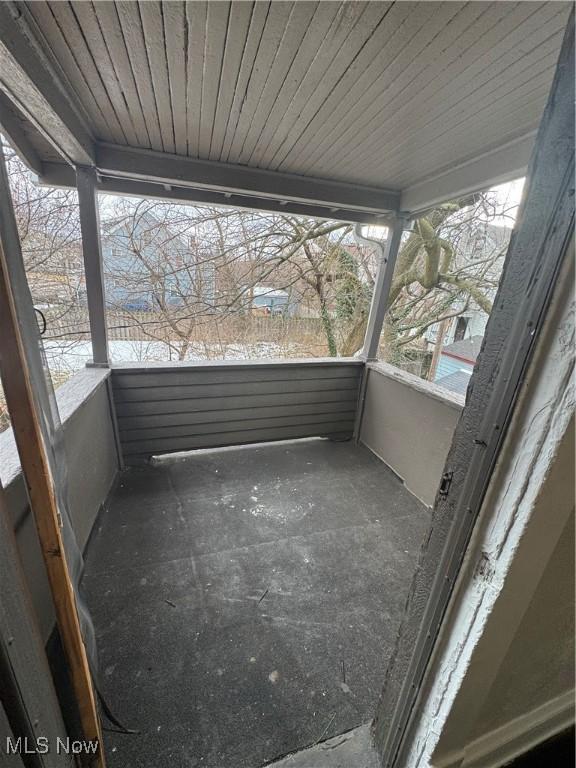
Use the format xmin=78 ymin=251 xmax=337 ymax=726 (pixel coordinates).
xmin=94 ymin=143 xmax=401 ymax=215
xmin=39 ymin=161 xmax=395 ymax=225
xmin=400 ymin=133 xmax=535 ymax=214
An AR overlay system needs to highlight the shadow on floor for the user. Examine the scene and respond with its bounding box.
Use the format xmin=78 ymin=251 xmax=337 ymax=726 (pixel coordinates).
xmin=82 ymin=438 xmax=429 ymax=768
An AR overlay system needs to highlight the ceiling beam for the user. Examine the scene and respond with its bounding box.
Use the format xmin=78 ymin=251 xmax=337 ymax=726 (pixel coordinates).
xmin=400 ymin=132 xmax=535 ymax=215
xmin=40 ymin=161 xmax=394 ymax=225
xmin=95 ymin=142 xmax=400 ymax=216
xmin=0 ymin=2 xmax=94 ymax=166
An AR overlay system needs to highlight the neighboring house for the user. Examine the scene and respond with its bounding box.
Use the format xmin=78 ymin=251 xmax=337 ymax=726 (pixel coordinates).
xmin=215 ymin=258 xmax=304 ymax=316
xmin=435 ymin=335 xmax=483 ymax=395
xmin=251 ymin=286 xmax=291 ymax=315
xmin=101 ymin=213 xmax=215 ymax=311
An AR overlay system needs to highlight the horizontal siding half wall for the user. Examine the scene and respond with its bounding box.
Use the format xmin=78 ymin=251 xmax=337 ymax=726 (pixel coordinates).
xmin=111 ymin=360 xmax=363 ymax=464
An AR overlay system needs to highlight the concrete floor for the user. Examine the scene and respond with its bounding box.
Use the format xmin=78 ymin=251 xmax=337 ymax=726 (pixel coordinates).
xmin=82 ymin=438 xmax=429 ymax=768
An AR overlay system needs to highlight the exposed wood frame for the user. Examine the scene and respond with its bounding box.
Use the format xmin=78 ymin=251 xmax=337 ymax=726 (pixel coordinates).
xmin=0 ymin=1 xmax=94 ymax=166
xmin=77 ymin=166 xmax=109 ymax=366
xmin=0 ymin=150 xmax=105 ymax=766
xmin=376 ymin=11 xmax=575 ymax=766
xmin=40 ymin=161 xmax=394 ymax=225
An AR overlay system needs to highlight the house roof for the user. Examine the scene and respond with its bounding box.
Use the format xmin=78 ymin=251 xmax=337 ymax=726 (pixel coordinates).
xmin=435 ymin=369 xmax=472 ymax=397
xmin=0 ymin=2 xmax=570 ymax=219
xmin=441 ymin=336 xmax=484 ymax=364
xmin=252 ymin=286 xmax=289 ymax=299
xmin=101 ymin=211 xmax=189 ymax=251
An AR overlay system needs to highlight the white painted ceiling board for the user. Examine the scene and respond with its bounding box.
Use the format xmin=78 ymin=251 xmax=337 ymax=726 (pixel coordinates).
xmin=335 ymin=5 xmax=565 ymax=183
xmin=386 ymin=98 xmax=547 ymax=193
xmin=163 ymin=1 xmax=187 ymax=155
xmin=93 ymin=0 xmax=152 ymax=149
xmin=185 ymin=0 xmax=208 ymax=157
xmin=264 ymin=0 xmax=395 ymax=171
xmin=382 ymin=68 xmax=558 ymax=187
xmin=274 ymin=1 xmax=464 ymax=174
xmin=246 ymin=1 xmax=343 ymax=166
xmin=24 ymin=2 xmax=112 ymax=141
xmin=224 ymin=0 xmax=294 ymax=163
xmin=72 ymin=1 xmax=141 ymax=147
xmin=208 ymin=0 xmax=255 ymax=160
xmin=3 ymin=0 xmax=571 ymax=211
xmin=198 ymin=1 xmax=231 ymax=158
xmin=139 ymin=1 xmax=175 ymax=154
xmin=38 ymin=1 xmax=126 ymax=144
xmin=233 ymin=0 xmax=320 ymax=164
xmin=249 ymin=1 xmax=383 ymax=167
xmin=115 ymin=0 xmax=164 ymax=151
xmin=293 ymin=1 xmax=498 ymax=175
xmin=217 ymin=1 xmax=270 ymax=162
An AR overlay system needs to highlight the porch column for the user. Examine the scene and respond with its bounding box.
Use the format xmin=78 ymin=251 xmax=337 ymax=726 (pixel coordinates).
xmin=76 ymin=166 xmax=109 ymax=366
xmin=360 ymin=216 xmax=407 ymax=361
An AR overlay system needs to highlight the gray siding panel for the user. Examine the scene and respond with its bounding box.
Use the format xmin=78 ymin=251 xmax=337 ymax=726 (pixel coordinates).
xmin=114 ymin=377 xmax=359 ymax=403
xmin=111 ymin=360 xmax=362 ymax=463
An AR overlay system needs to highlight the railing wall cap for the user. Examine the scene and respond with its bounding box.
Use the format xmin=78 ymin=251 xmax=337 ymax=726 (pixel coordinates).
xmin=0 ymin=367 xmax=110 ymax=490
xmin=367 ymin=360 xmax=465 ymax=410
xmin=110 ymin=357 xmax=364 ymax=373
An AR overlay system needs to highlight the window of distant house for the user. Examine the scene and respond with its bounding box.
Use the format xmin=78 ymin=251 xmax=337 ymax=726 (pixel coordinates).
xmin=165 ymin=276 xmax=179 ymax=299
xmin=454 ymin=316 xmax=469 ymax=342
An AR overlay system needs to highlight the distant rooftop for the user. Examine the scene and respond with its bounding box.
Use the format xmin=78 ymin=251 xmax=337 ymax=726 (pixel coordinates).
xmin=252 ymin=286 xmax=289 ymax=299
xmin=442 ymin=336 xmax=483 ymax=364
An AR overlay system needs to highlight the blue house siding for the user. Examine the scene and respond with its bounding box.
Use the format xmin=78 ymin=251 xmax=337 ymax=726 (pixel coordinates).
xmin=100 ymin=215 xmax=201 ymax=310
xmin=435 ymin=354 xmax=474 ymax=382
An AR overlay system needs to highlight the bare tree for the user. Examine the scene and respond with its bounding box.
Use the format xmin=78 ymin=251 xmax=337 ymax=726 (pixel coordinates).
xmin=338 ymin=193 xmax=517 ymax=364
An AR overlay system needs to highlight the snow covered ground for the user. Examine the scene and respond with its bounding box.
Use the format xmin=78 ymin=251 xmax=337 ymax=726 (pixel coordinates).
xmin=43 ymin=339 xmax=306 ymax=378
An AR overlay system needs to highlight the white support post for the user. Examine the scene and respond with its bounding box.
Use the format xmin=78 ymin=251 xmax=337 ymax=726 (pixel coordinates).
xmin=76 ymin=166 xmax=109 ymax=366
xmin=360 ymin=216 xmax=406 ymax=361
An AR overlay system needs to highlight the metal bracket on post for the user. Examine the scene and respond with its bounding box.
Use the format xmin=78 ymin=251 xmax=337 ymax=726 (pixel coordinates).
xmin=76 ymin=166 xmax=109 ymax=367
xmin=353 ymin=216 xmax=408 ymax=442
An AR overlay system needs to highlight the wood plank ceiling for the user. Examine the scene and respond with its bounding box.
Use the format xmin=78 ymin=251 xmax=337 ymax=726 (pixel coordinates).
xmin=11 ymin=1 xmax=573 ymax=203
